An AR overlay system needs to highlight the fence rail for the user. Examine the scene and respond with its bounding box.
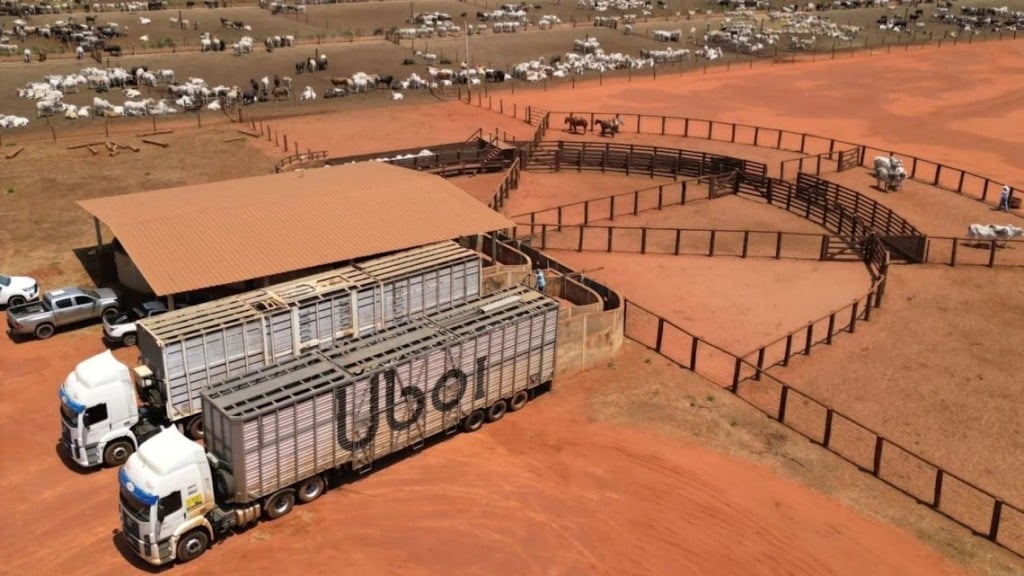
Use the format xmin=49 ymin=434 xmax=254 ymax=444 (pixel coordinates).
xmin=531 ymin=111 xmax=1018 ymax=211
xmin=487 ymin=157 xmax=521 ymax=211
xmin=923 ymin=236 xmax=1024 ymax=267
xmin=273 ymin=149 xmax=328 ymax=172
xmin=623 ymin=299 xmax=1023 ymax=559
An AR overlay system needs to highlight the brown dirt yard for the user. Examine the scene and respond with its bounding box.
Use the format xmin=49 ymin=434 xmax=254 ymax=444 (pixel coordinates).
xmin=1 ymin=29 xmax=1023 ymax=576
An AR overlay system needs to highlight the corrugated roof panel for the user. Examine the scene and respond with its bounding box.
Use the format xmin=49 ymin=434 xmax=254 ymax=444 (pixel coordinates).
xmin=79 ymin=163 xmax=513 ymax=295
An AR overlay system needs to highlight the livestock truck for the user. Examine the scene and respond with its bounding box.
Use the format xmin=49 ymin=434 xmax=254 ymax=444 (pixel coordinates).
xmin=117 ymin=285 xmax=558 ymax=565
xmin=61 ymin=242 xmax=483 ymax=469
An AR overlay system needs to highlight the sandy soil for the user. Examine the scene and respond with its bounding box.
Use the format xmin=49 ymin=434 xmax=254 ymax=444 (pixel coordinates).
xmin=2 ymin=30 xmax=1024 ymax=576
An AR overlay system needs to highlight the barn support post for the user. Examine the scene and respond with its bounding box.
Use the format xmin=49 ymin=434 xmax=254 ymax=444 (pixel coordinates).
xmin=92 ymin=217 xmax=103 ymax=272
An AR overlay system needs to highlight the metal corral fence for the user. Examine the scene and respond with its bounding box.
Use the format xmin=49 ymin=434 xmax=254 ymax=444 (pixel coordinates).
xmin=515 ymin=110 xmax=1022 ymax=210
xmin=922 ymin=236 xmax=1024 ymax=267
xmin=623 ymin=298 xmax=1024 ymax=560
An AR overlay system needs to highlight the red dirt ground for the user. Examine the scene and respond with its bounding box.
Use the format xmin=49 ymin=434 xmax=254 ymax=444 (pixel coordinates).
xmin=3 ymin=38 xmax=1024 ymax=576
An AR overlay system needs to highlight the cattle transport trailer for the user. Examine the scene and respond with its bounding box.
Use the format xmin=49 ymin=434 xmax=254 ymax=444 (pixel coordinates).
xmin=117 ymin=285 xmax=558 ymax=565
xmin=60 ymin=242 xmax=482 ymax=469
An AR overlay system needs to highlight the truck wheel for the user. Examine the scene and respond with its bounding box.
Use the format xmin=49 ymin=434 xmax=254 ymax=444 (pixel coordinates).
xmin=103 ymin=439 xmax=134 ymax=467
xmin=175 ymin=529 xmax=210 ymax=563
xmin=264 ymin=490 xmax=296 ymax=520
xmin=185 ymin=415 xmax=204 ymax=440
xmin=486 ymin=400 xmax=507 ymax=423
xmin=213 ymin=469 xmax=236 ymax=503
xmin=102 ymin=307 xmax=119 ymax=321
xmin=7 ymin=296 xmax=25 ymax=307
xmin=296 ymin=475 xmax=326 ymax=504
xmin=508 ymin=390 xmax=529 ymax=412
xmin=122 ymin=332 xmax=137 ymax=347
xmin=462 ymin=409 xmax=486 ymax=433
xmin=34 ymin=323 xmax=55 ymax=340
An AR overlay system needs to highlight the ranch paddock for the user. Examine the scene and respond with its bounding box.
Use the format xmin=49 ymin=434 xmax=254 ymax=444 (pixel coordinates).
xmin=2 ymin=30 xmax=1024 ymax=576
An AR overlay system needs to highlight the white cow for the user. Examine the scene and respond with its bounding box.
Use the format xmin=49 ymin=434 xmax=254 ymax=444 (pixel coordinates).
xmin=299 ymin=86 xmax=316 ymax=101
xmin=966 ymin=224 xmax=1024 ymax=248
xmin=874 ymin=155 xmax=907 ymax=191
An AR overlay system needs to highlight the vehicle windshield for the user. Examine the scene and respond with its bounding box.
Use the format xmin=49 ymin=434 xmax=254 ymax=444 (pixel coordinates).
xmin=0 ymin=274 xmax=9 ymax=287
xmin=84 ymin=289 xmax=100 ymax=299
xmin=60 ymin=402 xmax=79 ymax=427
xmin=130 ymin=306 xmax=147 ymax=320
xmin=119 ymin=485 xmax=151 ymax=521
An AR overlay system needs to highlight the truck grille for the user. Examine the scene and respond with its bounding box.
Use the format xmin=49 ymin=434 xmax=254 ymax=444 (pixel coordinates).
xmin=122 ymin=515 xmax=141 ymax=540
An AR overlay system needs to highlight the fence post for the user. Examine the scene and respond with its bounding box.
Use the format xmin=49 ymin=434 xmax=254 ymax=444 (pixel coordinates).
xmin=826 ymin=313 xmax=836 ymax=345
xmin=640 ymin=228 xmax=647 ymax=254
xmin=950 ymin=238 xmax=958 ymax=267
xmin=775 ymin=232 xmax=783 ymax=259
xmin=681 ymin=180 xmax=687 ymax=205
xmin=658 ymin=185 xmax=664 ymax=210
xmin=804 ymin=322 xmax=813 ymax=355
xmin=541 ymin=224 xmax=547 ymax=248
xmin=864 ymin=293 xmax=874 ymax=321
xmin=777 ymin=385 xmax=788 ymax=422
xmin=730 ymin=358 xmax=741 ymax=393
xmin=755 ymin=347 xmax=765 ymax=381
xmin=577 ymin=226 xmax=584 ymax=252
xmin=783 ymin=334 xmax=793 ymax=366
xmin=819 ymin=235 xmax=829 ymax=260
xmin=822 ymin=408 xmax=834 ymax=448
xmin=849 ymin=300 xmax=859 ymax=333
xmin=655 ymin=318 xmax=665 ymax=352
xmin=610 ymin=196 xmax=616 ymax=220
xmin=708 ymin=230 xmax=716 ymax=257
xmin=872 ymin=436 xmax=884 ymax=476
xmin=557 ymin=206 xmax=563 ymax=232
xmin=674 ymin=229 xmax=681 ymax=255
xmin=988 ymin=241 xmax=997 ymax=267
xmin=633 ymin=190 xmax=639 ymax=215
xmin=607 ymin=227 xmax=613 ymax=252
xmin=689 ymin=337 xmax=699 ymax=371
xmin=741 ymin=231 xmax=749 ymax=258
xmin=933 ymin=469 xmax=944 ymax=508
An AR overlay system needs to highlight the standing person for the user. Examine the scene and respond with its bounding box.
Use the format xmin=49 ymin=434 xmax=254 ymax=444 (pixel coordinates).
xmin=535 ymin=269 xmax=546 ymax=293
xmin=999 ymin=185 xmax=1012 ymax=212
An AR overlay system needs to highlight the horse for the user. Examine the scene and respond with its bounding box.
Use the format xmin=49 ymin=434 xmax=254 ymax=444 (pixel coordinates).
xmin=564 ymin=115 xmax=588 ymax=134
xmin=595 ymin=117 xmax=622 ymax=137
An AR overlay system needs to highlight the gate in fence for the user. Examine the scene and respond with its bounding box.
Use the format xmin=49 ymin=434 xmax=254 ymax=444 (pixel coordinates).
xmin=837 ymin=147 xmax=862 ymax=171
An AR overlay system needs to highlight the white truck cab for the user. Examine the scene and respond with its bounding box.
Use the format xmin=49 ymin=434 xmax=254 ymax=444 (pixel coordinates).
xmin=59 ymin=351 xmax=141 ymax=468
xmin=119 ymin=427 xmax=216 ymax=566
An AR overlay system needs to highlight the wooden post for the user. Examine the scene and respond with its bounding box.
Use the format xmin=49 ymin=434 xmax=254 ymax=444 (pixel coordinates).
xmin=783 ymin=334 xmax=793 ymax=366
xmin=872 ymin=436 xmax=884 ymax=476
xmin=822 ymin=408 xmax=834 ymax=448
xmin=777 ymin=385 xmax=788 ymax=422
xmin=689 ymin=337 xmax=699 ymax=371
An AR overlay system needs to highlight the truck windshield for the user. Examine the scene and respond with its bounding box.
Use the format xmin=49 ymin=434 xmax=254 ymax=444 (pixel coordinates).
xmin=119 ymin=485 xmax=151 ymax=521
xmin=60 ymin=403 xmax=79 ymax=427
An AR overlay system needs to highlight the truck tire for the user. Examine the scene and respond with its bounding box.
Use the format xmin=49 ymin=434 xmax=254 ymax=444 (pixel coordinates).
xmin=264 ymin=490 xmax=296 ymax=520
xmin=102 ymin=307 xmax=119 ymax=322
xmin=296 ymin=475 xmax=326 ymax=504
xmin=486 ymin=400 xmax=507 ymax=423
xmin=462 ymin=409 xmax=486 ymax=433
xmin=7 ymin=296 xmax=25 ymax=307
xmin=185 ymin=415 xmax=204 ymax=440
xmin=103 ymin=439 xmax=135 ymax=467
xmin=508 ymin=390 xmax=529 ymax=412
xmin=34 ymin=323 xmax=55 ymax=340
xmin=122 ymin=332 xmax=137 ymax=347
xmin=175 ymin=529 xmax=210 ymax=563
xmin=213 ymin=469 xmax=236 ymax=503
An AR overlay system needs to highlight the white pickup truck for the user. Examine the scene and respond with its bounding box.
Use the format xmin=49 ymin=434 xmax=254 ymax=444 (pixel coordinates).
xmin=0 ymin=273 xmax=39 ymax=307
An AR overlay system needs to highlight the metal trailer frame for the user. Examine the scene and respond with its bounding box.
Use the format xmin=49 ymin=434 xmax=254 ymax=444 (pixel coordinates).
xmin=203 ymin=285 xmax=558 ymax=503
xmin=136 ymin=241 xmax=483 ymax=423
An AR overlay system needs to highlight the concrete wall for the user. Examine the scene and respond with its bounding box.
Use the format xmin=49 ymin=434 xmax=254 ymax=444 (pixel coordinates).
xmin=545 ymin=270 xmax=623 ymax=378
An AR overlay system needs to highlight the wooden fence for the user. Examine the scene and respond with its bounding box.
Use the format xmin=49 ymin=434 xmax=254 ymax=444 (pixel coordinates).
xmin=528 ymin=140 xmax=767 ymax=183
xmin=522 ymin=224 xmax=863 ymax=263
xmin=779 ymin=146 xmax=863 ymax=180
xmin=487 ymin=157 xmax=521 ymax=211
xmin=533 ymin=111 xmax=1019 ymax=211
xmin=922 ymin=236 xmax=1024 ymax=267
xmin=273 ymin=149 xmax=328 ymax=172
xmin=623 ymin=299 xmax=1023 ymax=559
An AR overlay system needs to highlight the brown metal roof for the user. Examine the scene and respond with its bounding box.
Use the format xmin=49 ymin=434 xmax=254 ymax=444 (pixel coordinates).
xmin=77 ymin=163 xmax=513 ymax=296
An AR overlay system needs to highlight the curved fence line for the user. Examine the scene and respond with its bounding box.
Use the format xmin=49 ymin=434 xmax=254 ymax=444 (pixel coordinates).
xmin=623 ymin=299 xmax=1023 ymax=559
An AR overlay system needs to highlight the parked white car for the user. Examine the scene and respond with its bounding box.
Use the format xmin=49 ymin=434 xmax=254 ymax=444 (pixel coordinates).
xmin=0 ymin=273 xmax=39 ymax=307
xmin=103 ymin=300 xmax=168 ymax=347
